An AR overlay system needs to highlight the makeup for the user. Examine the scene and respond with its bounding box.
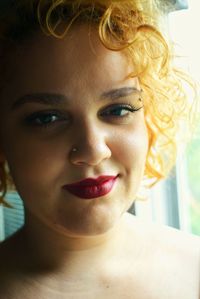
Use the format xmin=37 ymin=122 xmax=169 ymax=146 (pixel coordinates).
xmin=63 ymin=175 xmax=118 ymax=199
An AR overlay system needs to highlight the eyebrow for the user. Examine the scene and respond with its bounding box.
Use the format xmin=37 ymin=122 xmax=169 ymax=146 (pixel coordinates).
xmin=11 ymin=87 xmax=141 ymax=111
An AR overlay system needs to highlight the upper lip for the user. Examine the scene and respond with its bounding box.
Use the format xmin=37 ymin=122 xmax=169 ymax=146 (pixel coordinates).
xmin=64 ymin=175 xmax=118 ymax=187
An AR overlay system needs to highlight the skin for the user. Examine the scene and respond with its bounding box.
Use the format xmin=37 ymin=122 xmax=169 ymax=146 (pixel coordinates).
xmin=0 ymin=24 xmax=148 ymax=237
xmin=0 ymin=24 xmax=200 ymax=299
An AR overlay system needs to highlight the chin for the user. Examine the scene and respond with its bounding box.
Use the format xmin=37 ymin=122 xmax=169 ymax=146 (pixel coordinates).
xmin=54 ymin=207 xmax=120 ymax=237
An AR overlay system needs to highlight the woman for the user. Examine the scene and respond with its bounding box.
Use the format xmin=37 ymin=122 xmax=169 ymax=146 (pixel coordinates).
xmin=0 ymin=0 xmax=199 ymax=298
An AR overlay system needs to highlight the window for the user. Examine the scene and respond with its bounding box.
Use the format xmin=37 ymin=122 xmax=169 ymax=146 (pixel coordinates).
xmin=135 ymin=0 xmax=200 ymax=236
xmin=169 ymin=0 xmax=200 ymax=235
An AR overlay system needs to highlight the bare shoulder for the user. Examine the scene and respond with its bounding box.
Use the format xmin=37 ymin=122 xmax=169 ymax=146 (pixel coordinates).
xmin=0 ymin=235 xmax=17 ymax=298
xmin=125 ymin=212 xmax=200 ymax=268
xmin=0 ymin=229 xmax=26 ymax=284
xmin=0 ymin=234 xmax=15 ymax=270
xmin=0 ymin=229 xmax=38 ymax=299
xmin=123 ymin=212 xmax=200 ymax=299
xmin=0 ymin=228 xmax=23 ymax=264
xmin=124 ymin=212 xmax=200 ymax=254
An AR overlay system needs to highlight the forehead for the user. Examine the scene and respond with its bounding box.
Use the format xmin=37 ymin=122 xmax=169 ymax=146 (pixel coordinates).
xmin=1 ymin=25 xmax=136 ymax=106
xmin=17 ymin=25 xmax=132 ymax=76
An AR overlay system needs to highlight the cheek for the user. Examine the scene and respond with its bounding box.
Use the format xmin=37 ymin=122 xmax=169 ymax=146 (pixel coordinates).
xmin=4 ymin=136 xmax=64 ymax=194
xmin=112 ymin=123 xmax=149 ymax=170
xmin=5 ymin=142 xmax=63 ymax=215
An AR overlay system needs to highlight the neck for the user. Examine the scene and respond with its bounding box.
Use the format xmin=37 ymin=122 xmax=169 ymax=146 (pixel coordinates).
xmin=18 ymin=211 xmax=128 ymax=277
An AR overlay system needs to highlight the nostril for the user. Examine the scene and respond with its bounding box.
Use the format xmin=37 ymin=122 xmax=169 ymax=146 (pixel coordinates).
xmin=68 ymin=139 xmax=111 ymax=166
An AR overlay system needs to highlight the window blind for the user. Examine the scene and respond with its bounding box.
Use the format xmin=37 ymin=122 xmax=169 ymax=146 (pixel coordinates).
xmin=3 ymin=192 xmax=24 ymax=240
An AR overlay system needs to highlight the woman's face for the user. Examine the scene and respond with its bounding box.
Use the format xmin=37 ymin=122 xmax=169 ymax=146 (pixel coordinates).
xmin=0 ymin=25 xmax=148 ymax=237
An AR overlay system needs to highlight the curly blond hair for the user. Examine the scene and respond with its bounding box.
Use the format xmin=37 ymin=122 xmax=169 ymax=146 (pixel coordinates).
xmin=0 ymin=0 xmax=197 ymax=206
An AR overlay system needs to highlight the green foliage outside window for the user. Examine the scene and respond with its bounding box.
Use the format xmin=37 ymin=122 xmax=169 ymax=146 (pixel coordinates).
xmin=186 ymin=120 xmax=200 ymax=236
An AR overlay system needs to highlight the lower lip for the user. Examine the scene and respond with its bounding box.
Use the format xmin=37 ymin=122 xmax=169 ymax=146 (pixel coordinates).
xmin=63 ymin=177 xmax=118 ymax=199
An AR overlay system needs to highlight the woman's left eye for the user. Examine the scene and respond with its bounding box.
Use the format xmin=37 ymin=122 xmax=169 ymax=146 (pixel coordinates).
xmin=100 ymin=104 xmax=143 ymax=118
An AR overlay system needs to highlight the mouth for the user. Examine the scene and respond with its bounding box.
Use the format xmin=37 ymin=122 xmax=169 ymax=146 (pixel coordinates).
xmin=62 ymin=175 xmax=119 ymax=199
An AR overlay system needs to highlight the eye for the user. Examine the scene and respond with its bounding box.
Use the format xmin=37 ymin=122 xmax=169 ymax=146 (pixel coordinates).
xmin=100 ymin=103 xmax=143 ymax=118
xmin=24 ymin=110 xmax=69 ymax=128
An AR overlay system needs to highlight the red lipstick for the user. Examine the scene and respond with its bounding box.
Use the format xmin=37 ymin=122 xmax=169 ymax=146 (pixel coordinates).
xmin=63 ymin=175 xmax=118 ymax=199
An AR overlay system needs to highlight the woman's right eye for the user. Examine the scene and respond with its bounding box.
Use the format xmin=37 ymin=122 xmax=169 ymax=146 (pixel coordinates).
xmin=24 ymin=111 xmax=69 ymax=129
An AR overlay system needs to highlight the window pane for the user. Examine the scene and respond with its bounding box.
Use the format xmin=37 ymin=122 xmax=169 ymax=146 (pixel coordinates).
xmin=169 ymin=0 xmax=200 ymax=235
xmin=185 ymin=121 xmax=200 ymax=235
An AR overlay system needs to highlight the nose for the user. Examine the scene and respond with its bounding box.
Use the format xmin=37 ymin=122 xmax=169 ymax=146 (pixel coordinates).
xmin=69 ymin=122 xmax=111 ymax=166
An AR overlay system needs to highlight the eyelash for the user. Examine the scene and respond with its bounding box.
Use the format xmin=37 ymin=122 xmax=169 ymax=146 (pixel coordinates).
xmin=24 ymin=103 xmax=143 ymax=129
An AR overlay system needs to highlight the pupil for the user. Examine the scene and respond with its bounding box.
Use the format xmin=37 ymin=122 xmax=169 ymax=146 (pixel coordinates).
xmin=113 ymin=108 xmax=124 ymax=116
xmin=40 ymin=115 xmax=53 ymax=123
